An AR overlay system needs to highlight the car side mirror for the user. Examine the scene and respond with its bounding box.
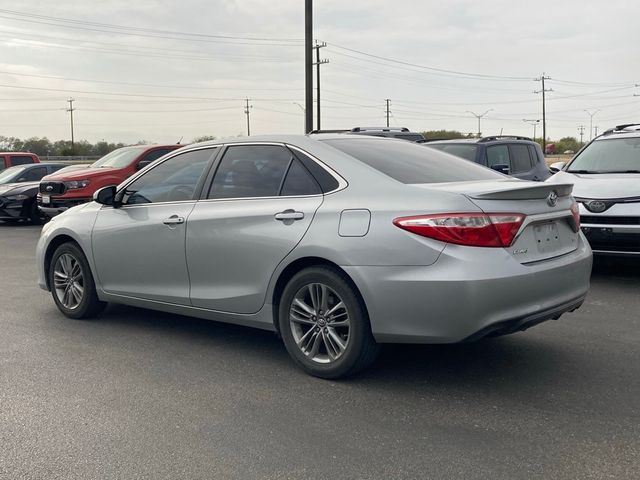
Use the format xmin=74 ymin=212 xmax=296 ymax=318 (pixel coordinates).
xmin=137 ymin=160 xmax=153 ymax=171
xmin=549 ymin=161 xmax=566 ymax=173
xmin=491 ymin=164 xmax=510 ymax=175
xmin=93 ymin=185 xmax=119 ymax=207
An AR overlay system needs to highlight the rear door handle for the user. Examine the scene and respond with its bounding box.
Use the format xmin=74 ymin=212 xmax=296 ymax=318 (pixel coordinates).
xmin=274 ymin=210 xmax=304 ymax=221
xmin=163 ymin=215 xmax=185 ymax=225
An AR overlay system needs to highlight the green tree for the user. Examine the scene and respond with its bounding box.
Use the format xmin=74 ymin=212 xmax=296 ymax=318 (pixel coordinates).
xmin=192 ymin=135 xmax=216 ymax=143
xmin=422 ymin=130 xmax=472 ymax=140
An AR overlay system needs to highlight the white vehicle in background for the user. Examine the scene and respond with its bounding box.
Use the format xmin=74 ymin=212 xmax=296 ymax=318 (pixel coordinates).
xmin=547 ymin=123 xmax=640 ymax=256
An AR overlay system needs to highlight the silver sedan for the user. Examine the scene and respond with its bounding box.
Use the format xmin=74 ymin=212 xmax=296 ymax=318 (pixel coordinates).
xmin=36 ymin=135 xmax=592 ymax=378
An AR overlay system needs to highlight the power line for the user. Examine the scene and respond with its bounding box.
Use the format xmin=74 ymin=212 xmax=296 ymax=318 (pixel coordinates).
xmin=0 ymin=9 xmax=302 ymax=44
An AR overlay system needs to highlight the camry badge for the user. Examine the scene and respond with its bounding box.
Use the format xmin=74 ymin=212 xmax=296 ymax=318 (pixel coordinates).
xmin=586 ymin=200 xmax=607 ymax=213
xmin=547 ymin=190 xmax=558 ymax=207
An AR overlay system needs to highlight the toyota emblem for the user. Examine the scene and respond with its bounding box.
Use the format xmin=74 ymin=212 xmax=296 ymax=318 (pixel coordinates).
xmin=586 ymin=200 xmax=607 ymax=213
xmin=547 ymin=190 xmax=558 ymax=207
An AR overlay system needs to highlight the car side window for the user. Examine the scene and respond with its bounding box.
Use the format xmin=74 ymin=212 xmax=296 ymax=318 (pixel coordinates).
xmin=528 ymin=145 xmax=540 ymax=164
xmin=486 ymin=145 xmax=510 ymax=169
xmin=509 ymin=144 xmax=533 ymax=173
xmin=141 ymin=149 xmax=170 ymax=164
xmin=0 ymin=156 xmax=6 ymax=170
xmin=281 ymin=158 xmax=321 ymax=196
xmin=208 ymin=145 xmax=292 ymax=199
xmin=121 ymin=149 xmax=214 ymax=205
xmin=23 ymin=166 xmax=48 ymax=181
xmin=10 ymin=155 xmax=35 ymax=166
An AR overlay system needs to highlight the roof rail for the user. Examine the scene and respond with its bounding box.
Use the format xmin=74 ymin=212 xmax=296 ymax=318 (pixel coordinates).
xmin=602 ymin=123 xmax=640 ymax=135
xmin=308 ymin=129 xmax=350 ymax=134
xmin=477 ymin=135 xmax=532 ymax=143
xmin=350 ymin=127 xmax=410 ymax=132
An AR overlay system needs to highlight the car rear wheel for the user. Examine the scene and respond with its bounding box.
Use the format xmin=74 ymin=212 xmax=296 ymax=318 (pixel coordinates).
xmin=278 ymin=266 xmax=379 ymax=378
xmin=49 ymin=242 xmax=106 ymax=319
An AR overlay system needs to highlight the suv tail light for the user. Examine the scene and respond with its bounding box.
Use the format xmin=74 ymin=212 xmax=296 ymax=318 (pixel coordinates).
xmin=393 ymin=213 xmax=525 ymax=247
xmin=570 ymin=201 xmax=580 ymax=232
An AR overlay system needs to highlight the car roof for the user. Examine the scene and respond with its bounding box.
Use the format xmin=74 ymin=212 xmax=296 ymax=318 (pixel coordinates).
xmin=596 ymin=124 xmax=640 ymax=140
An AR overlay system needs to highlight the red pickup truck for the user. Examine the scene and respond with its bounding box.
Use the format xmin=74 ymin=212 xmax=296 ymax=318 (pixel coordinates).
xmin=0 ymin=152 xmax=40 ymax=170
xmin=38 ymin=144 xmax=181 ymax=217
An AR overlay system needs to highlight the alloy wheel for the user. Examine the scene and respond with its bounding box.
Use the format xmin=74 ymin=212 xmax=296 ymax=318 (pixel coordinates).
xmin=289 ymin=283 xmax=351 ymax=364
xmin=53 ymin=253 xmax=84 ymax=310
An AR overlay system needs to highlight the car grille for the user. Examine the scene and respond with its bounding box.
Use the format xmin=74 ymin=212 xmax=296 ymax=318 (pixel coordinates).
xmin=581 ymin=216 xmax=640 ymax=225
xmin=39 ymin=181 xmax=66 ymax=195
xmin=583 ymin=230 xmax=640 ymax=253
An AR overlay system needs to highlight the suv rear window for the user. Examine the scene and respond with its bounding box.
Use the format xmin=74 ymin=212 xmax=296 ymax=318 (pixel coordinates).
xmin=428 ymin=144 xmax=477 ymax=161
xmin=322 ymin=138 xmax=502 ymax=184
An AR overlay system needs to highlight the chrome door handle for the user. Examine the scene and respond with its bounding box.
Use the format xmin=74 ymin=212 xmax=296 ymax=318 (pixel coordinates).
xmin=163 ymin=215 xmax=185 ymax=225
xmin=274 ymin=210 xmax=304 ymax=221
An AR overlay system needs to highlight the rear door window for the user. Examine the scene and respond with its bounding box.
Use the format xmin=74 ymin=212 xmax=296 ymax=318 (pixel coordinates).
xmin=508 ymin=144 xmax=533 ymax=173
xmin=23 ymin=166 xmax=48 ymax=181
xmin=208 ymin=145 xmax=292 ymax=199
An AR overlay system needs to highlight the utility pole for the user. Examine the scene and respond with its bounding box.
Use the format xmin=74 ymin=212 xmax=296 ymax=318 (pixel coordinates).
xmin=578 ymin=125 xmax=585 ymax=146
xmin=584 ymin=109 xmax=601 ymax=141
xmin=304 ymin=0 xmax=313 ymax=133
xmin=466 ymin=109 xmax=492 ymax=138
xmin=534 ymin=73 xmax=552 ymax=152
xmin=385 ymin=99 xmax=391 ymax=127
xmin=66 ymin=98 xmax=75 ymax=155
xmin=244 ymin=98 xmax=252 ymax=136
xmin=313 ymin=41 xmax=328 ymax=131
xmin=594 ymin=125 xmax=599 ymax=137
xmin=523 ymin=119 xmax=541 ymax=141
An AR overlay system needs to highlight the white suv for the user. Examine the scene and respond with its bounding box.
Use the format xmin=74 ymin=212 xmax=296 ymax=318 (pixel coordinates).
xmin=547 ymin=123 xmax=640 ymax=256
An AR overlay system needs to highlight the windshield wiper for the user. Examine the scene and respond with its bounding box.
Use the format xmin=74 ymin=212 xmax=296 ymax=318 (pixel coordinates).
xmin=566 ymin=169 xmax=601 ymax=174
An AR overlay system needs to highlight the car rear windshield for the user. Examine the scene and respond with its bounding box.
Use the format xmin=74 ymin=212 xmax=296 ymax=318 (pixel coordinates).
xmin=92 ymin=147 xmax=145 ymax=169
xmin=427 ymin=143 xmax=478 ymax=161
xmin=567 ymin=137 xmax=640 ymax=173
xmin=322 ymin=138 xmax=501 ymax=184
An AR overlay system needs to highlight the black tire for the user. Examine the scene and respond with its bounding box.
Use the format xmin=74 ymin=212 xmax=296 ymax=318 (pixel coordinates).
xmin=278 ymin=266 xmax=379 ymax=379
xmin=29 ymin=201 xmax=43 ymax=225
xmin=49 ymin=242 xmax=107 ymax=319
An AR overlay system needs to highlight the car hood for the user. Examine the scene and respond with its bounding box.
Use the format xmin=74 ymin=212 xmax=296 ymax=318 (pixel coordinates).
xmin=547 ymin=171 xmax=640 ymax=199
xmin=0 ymin=181 xmax=39 ymax=196
xmin=42 ymin=166 xmax=121 ymax=181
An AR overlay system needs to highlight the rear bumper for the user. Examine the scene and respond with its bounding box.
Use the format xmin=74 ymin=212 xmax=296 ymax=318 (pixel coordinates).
xmin=344 ymin=234 xmax=592 ymax=343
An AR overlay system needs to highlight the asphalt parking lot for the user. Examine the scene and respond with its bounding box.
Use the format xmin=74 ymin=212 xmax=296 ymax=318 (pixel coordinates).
xmin=0 ymin=224 xmax=638 ymax=479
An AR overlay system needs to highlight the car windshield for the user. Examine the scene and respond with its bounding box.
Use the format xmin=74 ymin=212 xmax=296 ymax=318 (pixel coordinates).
xmin=0 ymin=166 xmax=25 ymax=184
xmin=567 ymin=137 xmax=640 ymax=173
xmin=91 ymin=147 xmax=144 ymax=169
xmin=322 ymin=138 xmax=501 ymax=184
xmin=427 ymin=144 xmax=478 ymax=161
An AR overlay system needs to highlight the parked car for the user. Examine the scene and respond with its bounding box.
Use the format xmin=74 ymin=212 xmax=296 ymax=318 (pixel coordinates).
xmin=0 ymin=152 xmax=40 ymax=171
xmin=425 ymin=136 xmax=551 ymax=181
xmin=37 ymin=135 xmax=591 ymax=378
xmin=0 ymin=163 xmax=67 ymax=223
xmin=37 ymin=144 xmax=182 ymax=217
xmin=547 ymin=123 xmax=640 ymax=255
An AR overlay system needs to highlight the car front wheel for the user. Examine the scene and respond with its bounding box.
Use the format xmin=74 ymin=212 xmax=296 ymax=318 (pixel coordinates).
xmin=278 ymin=266 xmax=379 ymax=378
xmin=49 ymin=242 xmax=106 ymax=319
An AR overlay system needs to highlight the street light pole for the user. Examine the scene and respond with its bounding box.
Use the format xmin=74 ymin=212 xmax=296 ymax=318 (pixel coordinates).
xmin=466 ymin=109 xmax=492 ymax=137
xmin=523 ymin=119 xmax=541 ymax=141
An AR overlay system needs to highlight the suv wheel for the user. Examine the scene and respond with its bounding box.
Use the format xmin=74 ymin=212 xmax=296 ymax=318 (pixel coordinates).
xmin=278 ymin=266 xmax=379 ymax=378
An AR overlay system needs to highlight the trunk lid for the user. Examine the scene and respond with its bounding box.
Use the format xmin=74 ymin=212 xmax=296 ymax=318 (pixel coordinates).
xmin=416 ymin=180 xmax=579 ymax=263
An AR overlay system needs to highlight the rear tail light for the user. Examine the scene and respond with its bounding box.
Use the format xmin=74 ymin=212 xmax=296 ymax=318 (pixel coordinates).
xmin=393 ymin=213 xmax=525 ymax=247
xmin=570 ymin=201 xmax=580 ymax=232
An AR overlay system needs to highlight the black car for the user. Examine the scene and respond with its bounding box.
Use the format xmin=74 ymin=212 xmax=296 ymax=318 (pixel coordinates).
xmin=425 ymin=135 xmax=551 ymax=181
xmin=0 ymin=163 xmax=67 ymax=223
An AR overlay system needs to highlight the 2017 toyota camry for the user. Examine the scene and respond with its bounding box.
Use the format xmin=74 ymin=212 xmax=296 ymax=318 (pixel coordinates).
xmin=36 ymin=135 xmax=592 ymax=378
